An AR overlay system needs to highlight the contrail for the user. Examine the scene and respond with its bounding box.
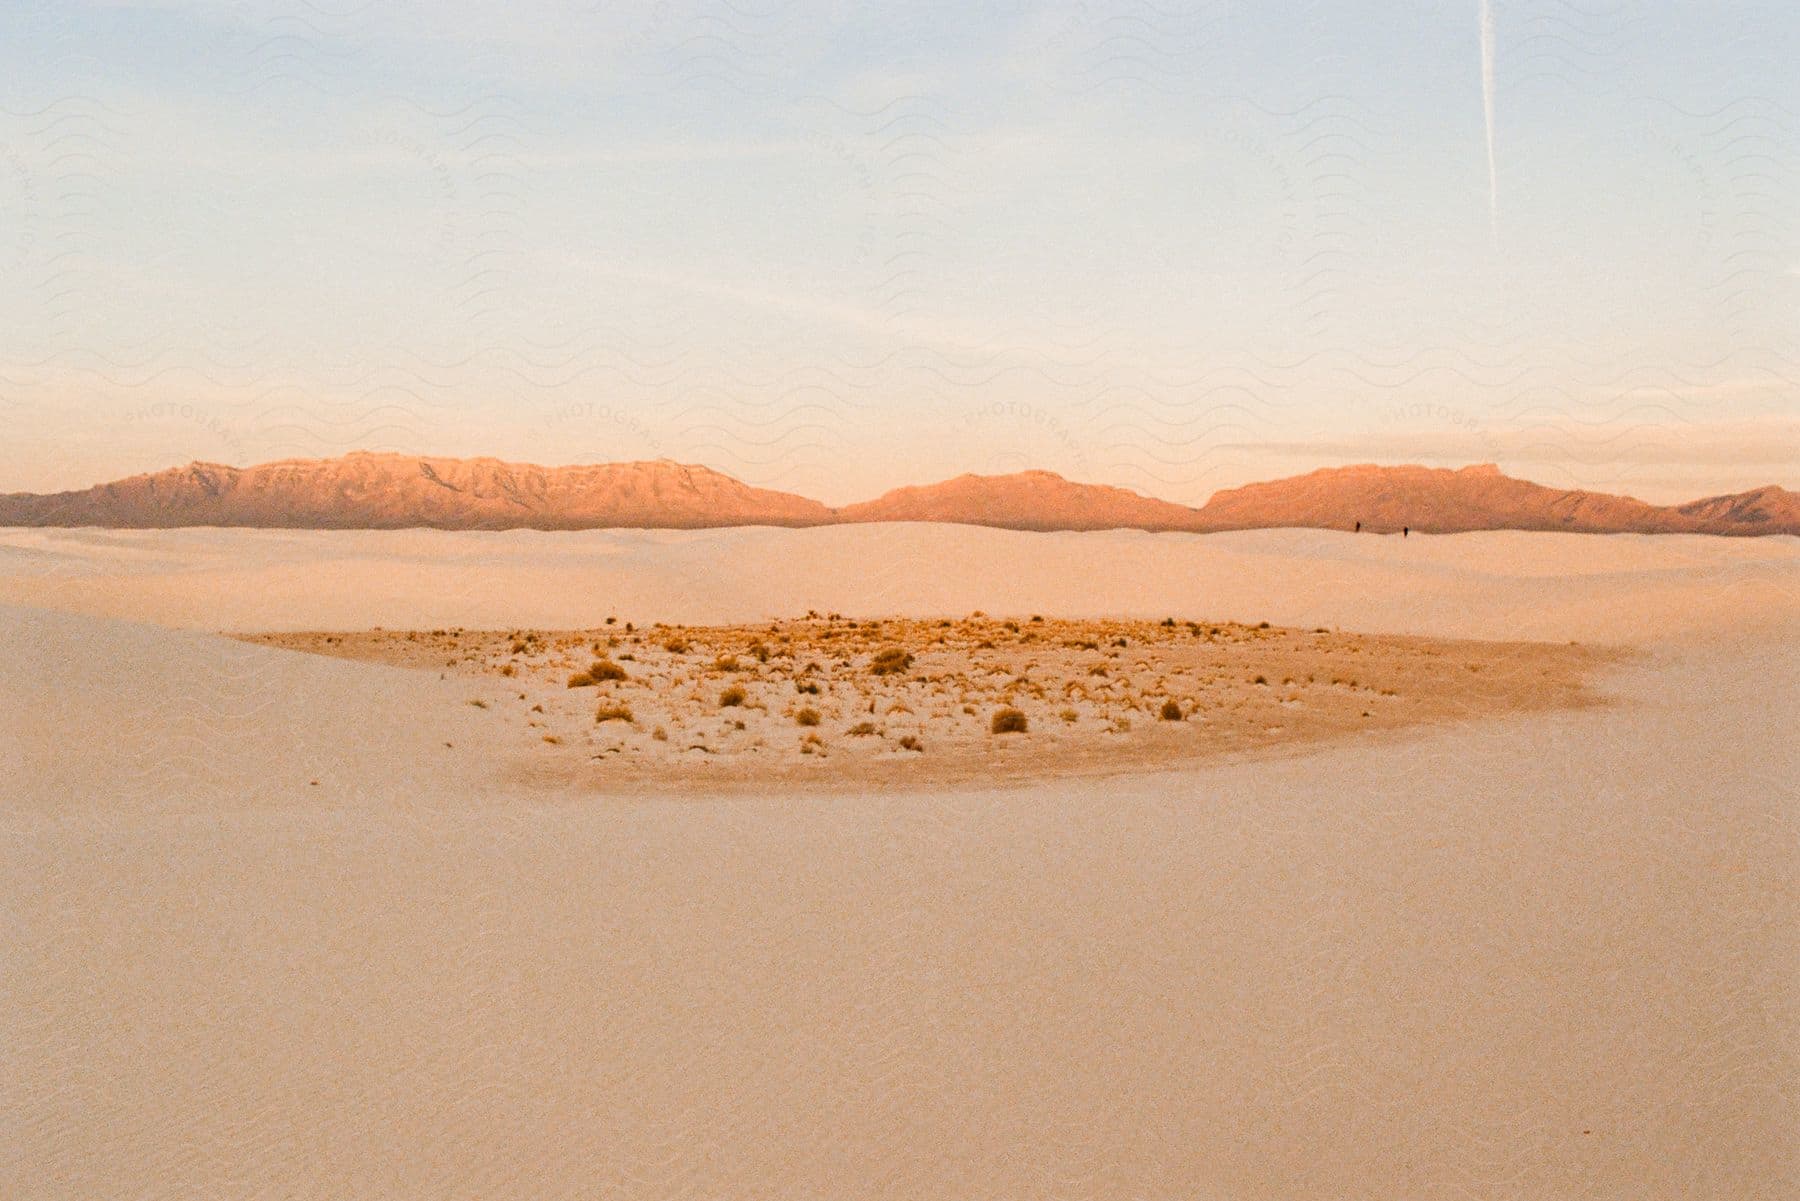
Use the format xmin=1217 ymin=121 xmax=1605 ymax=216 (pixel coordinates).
xmin=1480 ymin=0 xmax=1498 ymax=247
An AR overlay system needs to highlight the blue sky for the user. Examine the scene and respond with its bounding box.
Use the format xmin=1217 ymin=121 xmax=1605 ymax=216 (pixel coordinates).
xmin=1 ymin=0 xmax=1794 ymax=503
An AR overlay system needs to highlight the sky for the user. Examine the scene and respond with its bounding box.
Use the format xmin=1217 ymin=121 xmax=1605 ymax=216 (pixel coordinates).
xmin=1 ymin=0 xmax=1795 ymax=505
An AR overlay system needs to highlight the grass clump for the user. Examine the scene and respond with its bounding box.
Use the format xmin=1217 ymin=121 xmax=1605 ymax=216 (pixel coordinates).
xmin=846 ymin=721 xmax=879 ymax=737
xmin=1159 ymin=699 xmax=1184 ymax=721
xmin=898 ymin=734 xmax=923 ymax=752
xmin=795 ymin=707 xmax=821 ymax=727
xmin=595 ymin=704 xmax=634 ymax=723
xmin=588 ymin=658 xmax=628 ymax=682
xmin=990 ymin=708 xmax=1029 ymax=735
xmin=719 ymin=685 xmax=747 ymax=708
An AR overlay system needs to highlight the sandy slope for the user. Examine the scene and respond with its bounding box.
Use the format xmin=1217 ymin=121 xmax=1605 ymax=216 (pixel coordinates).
xmin=2 ymin=528 xmax=1797 ymax=1198
xmin=1 ymin=524 xmax=1795 ymax=641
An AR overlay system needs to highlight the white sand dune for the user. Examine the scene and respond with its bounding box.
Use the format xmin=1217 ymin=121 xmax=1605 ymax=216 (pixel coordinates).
xmin=2 ymin=527 xmax=1797 ymax=1198
xmin=0 ymin=524 xmax=1795 ymax=641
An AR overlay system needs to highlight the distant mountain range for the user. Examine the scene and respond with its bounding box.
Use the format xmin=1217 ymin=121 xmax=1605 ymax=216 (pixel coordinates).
xmin=1 ymin=453 xmax=1794 ymax=536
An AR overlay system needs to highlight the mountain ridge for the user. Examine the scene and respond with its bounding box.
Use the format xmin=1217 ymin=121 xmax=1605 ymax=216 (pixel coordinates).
xmin=1 ymin=453 xmax=1793 ymax=536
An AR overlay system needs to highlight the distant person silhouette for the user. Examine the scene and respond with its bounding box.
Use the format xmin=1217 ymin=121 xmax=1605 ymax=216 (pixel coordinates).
xmin=1354 ymin=521 xmax=1361 ymax=533
xmin=1403 ymin=526 xmax=1409 ymax=538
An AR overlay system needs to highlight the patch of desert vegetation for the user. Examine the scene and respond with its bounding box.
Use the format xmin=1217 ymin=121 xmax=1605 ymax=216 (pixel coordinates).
xmin=238 ymin=613 xmax=1620 ymax=792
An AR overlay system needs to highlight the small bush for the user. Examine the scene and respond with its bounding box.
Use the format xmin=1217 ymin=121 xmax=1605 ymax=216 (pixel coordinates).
xmin=1060 ymin=708 xmax=1079 ymax=723
xmin=595 ymin=704 xmax=634 ymax=723
xmin=898 ymin=734 xmax=923 ymax=752
xmin=1160 ymin=699 xmax=1183 ymax=721
xmin=588 ymin=658 xmax=628 ymax=682
xmin=991 ymin=708 xmax=1028 ymax=734
xmin=719 ymin=685 xmax=746 ymax=708
xmin=846 ymin=721 xmax=878 ymax=737
xmin=870 ymin=646 xmax=914 ymax=675
xmin=663 ymin=637 xmax=690 ymax=654
xmin=795 ymin=680 xmax=821 ymax=695
xmin=795 ymin=707 xmax=821 ymax=727
xmin=715 ymin=654 xmax=741 ymax=673
xmin=1253 ymin=675 xmax=1268 ymax=685
xmin=566 ymin=672 xmax=595 ymax=688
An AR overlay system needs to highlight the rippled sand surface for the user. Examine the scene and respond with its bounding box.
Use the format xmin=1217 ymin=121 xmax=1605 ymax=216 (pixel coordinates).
xmin=3 ymin=527 xmax=1796 ymax=1197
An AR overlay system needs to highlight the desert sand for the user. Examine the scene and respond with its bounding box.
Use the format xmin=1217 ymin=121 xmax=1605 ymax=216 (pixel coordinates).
xmin=3 ymin=525 xmax=1797 ymax=1198
xmin=238 ymin=617 xmax=1615 ymax=794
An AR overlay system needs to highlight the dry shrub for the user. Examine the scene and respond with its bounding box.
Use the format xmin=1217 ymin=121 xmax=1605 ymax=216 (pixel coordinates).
xmin=990 ymin=708 xmax=1028 ymax=734
xmin=795 ymin=707 xmax=821 ymax=727
xmin=1160 ymin=699 xmax=1183 ymax=721
xmin=588 ymin=658 xmax=628 ymax=682
xmin=595 ymin=704 xmax=634 ymax=723
xmin=720 ymin=685 xmax=747 ymax=708
xmin=846 ymin=721 xmax=878 ymax=737
xmin=898 ymin=734 xmax=923 ymax=752
xmin=566 ymin=673 xmax=595 ymax=688
xmin=870 ymin=646 xmax=914 ymax=675
xmin=715 ymin=654 xmax=742 ymax=673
